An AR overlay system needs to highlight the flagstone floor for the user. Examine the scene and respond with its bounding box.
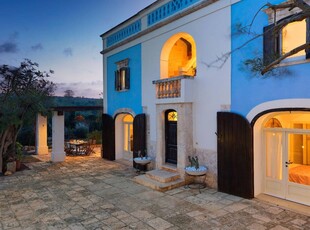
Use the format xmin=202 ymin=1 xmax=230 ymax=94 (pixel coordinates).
xmin=0 ymin=151 xmax=309 ymax=230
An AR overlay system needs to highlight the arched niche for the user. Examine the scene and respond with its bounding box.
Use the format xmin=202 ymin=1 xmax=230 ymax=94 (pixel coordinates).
xmin=160 ymin=32 xmax=197 ymax=79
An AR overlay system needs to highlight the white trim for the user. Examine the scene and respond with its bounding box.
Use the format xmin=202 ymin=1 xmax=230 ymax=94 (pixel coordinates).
xmin=113 ymin=108 xmax=136 ymax=118
xmin=248 ymin=99 xmax=310 ymax=199
xmin=247 ymin=99 xmax=310 ymax=122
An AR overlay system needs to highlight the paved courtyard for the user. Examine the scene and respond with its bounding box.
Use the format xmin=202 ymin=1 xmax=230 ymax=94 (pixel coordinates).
xmin=0 ymin=152 xmax=309 ymax=230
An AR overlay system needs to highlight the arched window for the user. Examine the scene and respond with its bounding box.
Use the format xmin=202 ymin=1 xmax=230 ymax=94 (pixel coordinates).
xmin=160 ymin=33 xmax=196 ymax=79
xmin=264 ymin=118 xmax=282 ymax=128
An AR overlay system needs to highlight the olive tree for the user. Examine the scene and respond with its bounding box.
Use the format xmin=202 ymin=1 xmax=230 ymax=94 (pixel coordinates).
xmin=0 ymin=59 xmax=55 ymax=173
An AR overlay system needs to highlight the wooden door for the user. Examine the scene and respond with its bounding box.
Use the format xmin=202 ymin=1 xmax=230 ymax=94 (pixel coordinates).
xmin=217 ymin=112 xmax=253 ymax=198
xmin=102 ymin=114 xmax=115 ymax=160
xmin=165 ymin=110 xmax=177 ymax=164
xmin=133 ymin=113 xmax=146 ymax=168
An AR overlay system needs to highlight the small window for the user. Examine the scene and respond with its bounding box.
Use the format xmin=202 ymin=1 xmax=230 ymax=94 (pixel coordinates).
xmin=264 ymin=15 xmax=310 ymax=65
xmin=264 ymin=118 xmax=282 ymax=128
xmin=115 ymin=59 xmax=130 ymax=91
xmin=281 ymin=19 xmax=306 ymax=59
xmin=167 ymin=111 xmax=178 ymax=121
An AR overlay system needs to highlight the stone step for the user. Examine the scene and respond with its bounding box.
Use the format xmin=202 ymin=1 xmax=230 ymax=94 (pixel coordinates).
xmin=134 ymin=174 xmax=185 ymax=192
xmin=146 ymin=169 xmax=180 ymax=183
xmin=161 ymin=164 xmax=178 ymax=173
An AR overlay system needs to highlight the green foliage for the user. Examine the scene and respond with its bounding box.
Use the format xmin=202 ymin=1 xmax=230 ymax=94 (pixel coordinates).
xmin=17 ymin=125 xmax=35 ymax=146
xmin=15 ymin=142 xmax=23 ymax=161
xmin=74 ymin=127 xmax=88 ymax=139
xmin=87 ymin=130 xmax=102 ymax=144
xmin=0 ymin=59 xmax=55 ymax=133
xmin=243 ymin=56 xmax=291 ymax=77
xmin=188 ymin=156 xmax=200 ymax=169
xmin=0 ymin=59 xmax=55 ymax=172
xmin=52 ymin=96 xmax=102 ymax=107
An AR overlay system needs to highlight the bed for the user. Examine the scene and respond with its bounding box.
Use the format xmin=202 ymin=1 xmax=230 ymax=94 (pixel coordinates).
xmin=289 ymin=164 xmax=310 ymax=185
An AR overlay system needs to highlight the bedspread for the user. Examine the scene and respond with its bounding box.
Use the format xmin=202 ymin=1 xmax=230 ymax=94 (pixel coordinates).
xmin=289 ymin=165 xmax=310 ymax=186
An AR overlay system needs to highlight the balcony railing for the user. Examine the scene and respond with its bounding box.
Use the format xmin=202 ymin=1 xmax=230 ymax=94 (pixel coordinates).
xmin=152 ymin=75 xmax=194 ymax=102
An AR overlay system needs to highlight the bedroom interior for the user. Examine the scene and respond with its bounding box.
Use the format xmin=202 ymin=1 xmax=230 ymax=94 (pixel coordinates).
xmin=265 ymin=113 xmax=310 ymax=187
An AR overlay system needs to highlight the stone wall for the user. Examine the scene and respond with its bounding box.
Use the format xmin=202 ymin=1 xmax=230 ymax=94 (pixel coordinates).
xmin=193 ymin=148 xmax=218 ymax=189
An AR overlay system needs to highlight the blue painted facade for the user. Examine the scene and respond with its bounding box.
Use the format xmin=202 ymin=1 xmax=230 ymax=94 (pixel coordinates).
xmin=106 ymin=20 xmax=141 ymax=47
xmin=106 ymin=44 xmax=142 ymax=115
xmin=147 ymin=0 xmax=200 ymax=26
xmin=105 ymin=0 xmax=202 ymax=48
xmin=231 ymin=0 xmax=310 ymax=117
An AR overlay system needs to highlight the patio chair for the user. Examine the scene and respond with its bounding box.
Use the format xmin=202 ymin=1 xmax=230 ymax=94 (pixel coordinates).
xmin=81 ymin=141 xmax=95 ymax=156
xmin=64 ymin=142 xmax=75 ymax=156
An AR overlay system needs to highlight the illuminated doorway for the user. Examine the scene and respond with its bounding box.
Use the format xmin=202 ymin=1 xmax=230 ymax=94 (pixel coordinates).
xmin=264 ymin=114 xmax=310 ymax=206
xmin=115 ymin=113 xmax=134 ymax=161
xmin=123 ymin=114 xmax=133 ymax=159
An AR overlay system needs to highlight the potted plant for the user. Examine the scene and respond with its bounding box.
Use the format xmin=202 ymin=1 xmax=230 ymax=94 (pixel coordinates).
xmin=15 ymin=142 xmax=23 ymax=171
xmin=185 ymin=156 xmax=207 ymax=176
xmin=133 ymin=149 xmax=152 ymax=165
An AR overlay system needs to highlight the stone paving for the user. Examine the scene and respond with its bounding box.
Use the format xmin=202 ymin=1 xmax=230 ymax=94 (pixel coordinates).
xmin=0 ymin=153 xmax=309 ymax=230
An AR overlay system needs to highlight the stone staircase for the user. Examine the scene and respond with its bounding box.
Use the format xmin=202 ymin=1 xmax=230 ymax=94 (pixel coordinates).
xmin=133 ymin=165 xmax=185 ymax=192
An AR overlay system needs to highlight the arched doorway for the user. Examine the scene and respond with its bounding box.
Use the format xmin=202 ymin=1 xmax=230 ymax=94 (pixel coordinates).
xmin=115 ymin=113 xmax=134 ymax=160
xmin=261 ymin=112 xmax=310 ymax=205
xmin=160 ymin=33 xmax=196 ymax=79
xmin=165 ymin=110 xmax=178 ymax=164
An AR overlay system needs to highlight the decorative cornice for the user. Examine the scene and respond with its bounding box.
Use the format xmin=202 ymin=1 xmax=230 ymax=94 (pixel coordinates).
xmin=101 ymin=0 xmax=219 ymax=55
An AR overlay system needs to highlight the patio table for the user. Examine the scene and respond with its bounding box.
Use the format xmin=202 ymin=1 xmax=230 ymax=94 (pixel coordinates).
xmin=67 ymin=140 xmax=87 ymax=155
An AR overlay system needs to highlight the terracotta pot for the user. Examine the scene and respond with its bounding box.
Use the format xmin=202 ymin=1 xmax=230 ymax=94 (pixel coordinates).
xmin=16 ymin=160 xmax=21 ymax=171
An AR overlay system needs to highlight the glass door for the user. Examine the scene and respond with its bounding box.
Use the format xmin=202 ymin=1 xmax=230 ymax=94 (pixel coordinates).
xmin=286 ymin=132 xmax=310 ymax=205
xmin=124 ymin=123 xmax=133 ymax=153
xmin=264 ymin=131 xmax=285 ymax=198
xmin=264 ymin=130 xmax=310 ymax=205
xmin=123 ymin=114 xmax=133 ymax=160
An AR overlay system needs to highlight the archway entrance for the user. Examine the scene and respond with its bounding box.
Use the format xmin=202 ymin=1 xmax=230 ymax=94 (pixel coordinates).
xmin=123 ymin=115 xmax=134 ymax=160
xmin=165 ymin=110 xmax=178 ymax=164
xmin=115 ymin=113 xmax=134 ymax=161
xmin=263 ymin=113 xmax=310 ymax=205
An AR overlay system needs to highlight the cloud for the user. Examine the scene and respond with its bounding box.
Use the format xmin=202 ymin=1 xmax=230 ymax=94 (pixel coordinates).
xmin=0 ymin=42 xmax=18 ymax=53
xmin=31 ymin=43 xmax=43 ymax=51
xmin=54 ymin=81 xmax=103 ymax=98
xmin=63 ymin=47 xmax=73 ymax=57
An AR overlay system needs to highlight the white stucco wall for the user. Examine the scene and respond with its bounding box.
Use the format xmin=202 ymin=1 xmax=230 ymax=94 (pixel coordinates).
xmin=102 ymin=0 xmax=234 ymax=187
xmin=142 ymin=1 xmax=232 ymax=152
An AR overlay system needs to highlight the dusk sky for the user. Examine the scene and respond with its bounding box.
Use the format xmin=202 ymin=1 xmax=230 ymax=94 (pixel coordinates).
xmin=0 ymin=0 xmax=155 ymax=98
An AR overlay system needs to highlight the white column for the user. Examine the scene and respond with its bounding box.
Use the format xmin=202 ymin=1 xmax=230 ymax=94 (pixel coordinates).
xmin=51 ymin=111 xmax=65 ymax=162
xmin=36 ymin=113 xmax=49 ymax=155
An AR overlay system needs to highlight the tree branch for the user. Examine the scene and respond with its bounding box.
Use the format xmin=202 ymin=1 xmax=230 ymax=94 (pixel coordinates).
xmin=273 ymin=11 xmax=310 ymax=34
xmin=261 ymin=42 xmax=310 ymax=74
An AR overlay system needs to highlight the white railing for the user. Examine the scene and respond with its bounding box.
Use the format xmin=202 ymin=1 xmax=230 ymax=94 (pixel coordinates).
xmin=152 ymin=75 xmax=194 ymax=100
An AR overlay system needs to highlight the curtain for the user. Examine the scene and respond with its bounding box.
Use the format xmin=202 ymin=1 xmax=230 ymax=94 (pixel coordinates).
xmin=266 ymin=132 xmax=282 ymax=180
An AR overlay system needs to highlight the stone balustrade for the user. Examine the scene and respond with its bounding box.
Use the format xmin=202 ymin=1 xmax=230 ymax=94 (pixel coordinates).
xmin=152 ymin=75 xmax=193 ymax=99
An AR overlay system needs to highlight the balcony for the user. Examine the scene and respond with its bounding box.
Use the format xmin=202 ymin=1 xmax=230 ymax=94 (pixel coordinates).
xmin=152 ymin=75 xmax=194 ymax=104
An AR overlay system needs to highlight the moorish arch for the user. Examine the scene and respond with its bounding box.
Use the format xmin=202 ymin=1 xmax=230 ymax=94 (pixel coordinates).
xmin=160 ymin=32 xmax=197 ymax=79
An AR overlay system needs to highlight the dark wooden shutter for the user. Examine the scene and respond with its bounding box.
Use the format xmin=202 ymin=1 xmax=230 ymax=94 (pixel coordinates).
xmin=115 ymin=70 xmax=120 ymax=91
xmin=133 ymin=113 xmax=146 ymax=168
xmin=263 ymin=24 xmax=279 ymax=65
xmin=306 ymin=18 xmax=310 ymax=59
xmin=102 ymin=114 xmax=115 ymax=160
xmin=217 ymin=112 xmax=253 ymax=199
xmin=125 ymin=67 xmax=130 ymax=90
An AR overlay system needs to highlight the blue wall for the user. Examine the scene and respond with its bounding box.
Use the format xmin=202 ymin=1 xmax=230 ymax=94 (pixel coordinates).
xmin=107 ymin=44 xmax=142 ymax=115
xmin=231 ymin=0 xmax=310 ymax=117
